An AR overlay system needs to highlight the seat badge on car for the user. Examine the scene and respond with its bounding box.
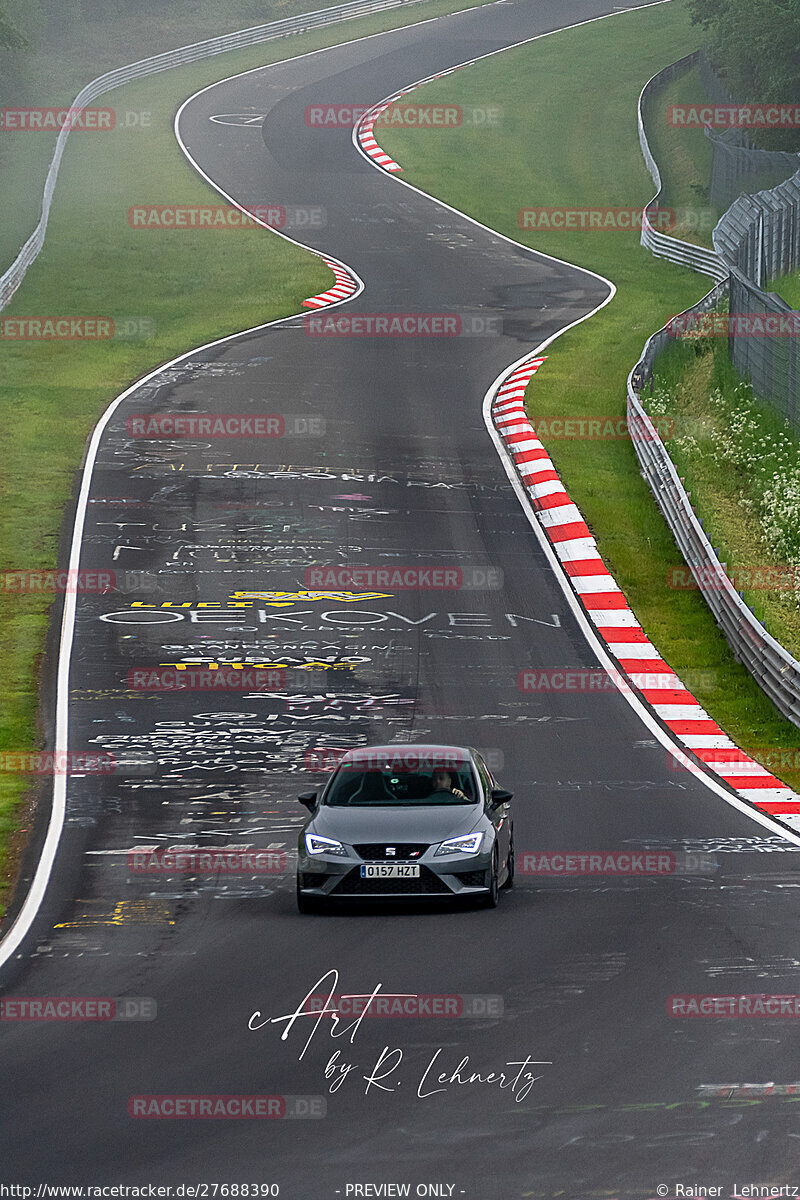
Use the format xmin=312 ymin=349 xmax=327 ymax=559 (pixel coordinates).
xmin=385 ymin=847 xmax=396 ymax=856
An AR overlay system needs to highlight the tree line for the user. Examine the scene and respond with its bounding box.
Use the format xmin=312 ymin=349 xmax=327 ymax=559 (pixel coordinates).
xmin=688 ymin=0 xmax=800 ymax=149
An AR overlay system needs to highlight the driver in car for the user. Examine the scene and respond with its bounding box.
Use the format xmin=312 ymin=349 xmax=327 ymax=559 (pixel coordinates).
xmin=431 ymin=767 xmax=468 ymax=800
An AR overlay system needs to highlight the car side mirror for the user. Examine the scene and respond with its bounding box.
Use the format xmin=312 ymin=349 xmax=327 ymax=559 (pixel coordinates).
xmin=490 ymin=788 xmax=513 ymax=805
xmin=298 ymin=791 xmax=318 ymax=811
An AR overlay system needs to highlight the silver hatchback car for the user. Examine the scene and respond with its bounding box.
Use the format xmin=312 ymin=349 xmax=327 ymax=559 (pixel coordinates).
xmin=296 ymin=744 xmax=514 ymax=911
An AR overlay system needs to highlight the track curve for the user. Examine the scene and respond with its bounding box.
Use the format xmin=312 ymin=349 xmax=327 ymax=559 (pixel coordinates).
xmin=4 ymin=2 xmax=800 ymax=1195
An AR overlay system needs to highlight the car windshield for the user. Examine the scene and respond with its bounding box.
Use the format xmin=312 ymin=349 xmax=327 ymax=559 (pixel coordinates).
xmin=325 ymin=763 xmax=478 ymax=806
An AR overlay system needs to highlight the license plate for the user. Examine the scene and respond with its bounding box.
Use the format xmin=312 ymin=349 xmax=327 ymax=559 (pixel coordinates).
xmin=360 ymin=863 xmax=420 ymax=879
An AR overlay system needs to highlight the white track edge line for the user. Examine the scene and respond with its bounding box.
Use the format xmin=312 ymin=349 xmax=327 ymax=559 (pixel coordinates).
xmin=0 ymin=298 xmax=367 ymax=971
xmin=481 ymin=360 xmax=800 ymax=846
xmin=4 ymin=0 xmax=512 ymax=968
xmin=3 ymin=0 xmax=791 ymax=973
xmin=348 ymin=3 xmax=800 ymax=846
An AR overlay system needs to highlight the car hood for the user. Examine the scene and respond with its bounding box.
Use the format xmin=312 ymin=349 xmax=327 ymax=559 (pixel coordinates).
xmin=309 ymin=804 xmax=482 ymax=845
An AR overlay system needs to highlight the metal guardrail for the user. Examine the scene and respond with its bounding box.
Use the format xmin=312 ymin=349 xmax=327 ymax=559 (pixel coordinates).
xmin=628 ymin=56 xmax=800 ymax=730
xmin=637 ymin=52 xmax=729 ymax=284
xmin=628 ymin=361 xmax=800 ymax=728
xmin=0 ymin=0 xmax=426 ymax=311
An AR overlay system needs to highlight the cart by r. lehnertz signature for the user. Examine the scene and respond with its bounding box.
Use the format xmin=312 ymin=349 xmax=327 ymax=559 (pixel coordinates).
xmin=248 ymin=968 xmax=551 ymax=1102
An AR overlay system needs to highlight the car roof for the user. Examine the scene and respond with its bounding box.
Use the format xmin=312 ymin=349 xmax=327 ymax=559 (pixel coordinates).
xmin=339 ymin=744 xmax=475 ymax=766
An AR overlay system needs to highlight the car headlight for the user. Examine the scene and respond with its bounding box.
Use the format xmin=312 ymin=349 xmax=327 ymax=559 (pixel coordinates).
xmin=304 ymin=833 xmax=348 ymax=857
xmin=434 ymin=832 xmax=484 ymax=857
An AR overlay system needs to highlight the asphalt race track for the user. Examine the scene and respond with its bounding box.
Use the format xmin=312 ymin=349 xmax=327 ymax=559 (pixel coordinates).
xmin=3 ymin=1 xmax=800 ymax=1195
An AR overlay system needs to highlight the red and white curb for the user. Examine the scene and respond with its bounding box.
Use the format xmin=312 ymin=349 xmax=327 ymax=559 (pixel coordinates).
xmin=358 ymin=100 xmax=405 ymax=172
xmin=355 ymin=66 xmax=465 ymax=174
xmin=349 ymin=3 xmax=800 ymax=844
xmin=302 ymin=256 xmax=360 ymax=308
xmin=492 ymin=354 xmax=800 ymax=831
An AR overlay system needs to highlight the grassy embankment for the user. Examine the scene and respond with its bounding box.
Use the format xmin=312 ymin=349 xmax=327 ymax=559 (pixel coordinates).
xmin=376 ymin=0 xmax=800 ymax=788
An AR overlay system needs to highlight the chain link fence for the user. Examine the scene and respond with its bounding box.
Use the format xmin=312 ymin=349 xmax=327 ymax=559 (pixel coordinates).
xmin=699 ymin=53 xmax=800 ymax=211
xmin=630 ymin=55 xmax=800 ymax=731
xmin=712 ymin=173 xmax=800 ymax=427
xmin=645 ymin=49 xmax=800 ymax=433
xmin=698 ymin=51 xmax=800 ymax=426
xmin=705 ymin=128 xmax=800 ymax=213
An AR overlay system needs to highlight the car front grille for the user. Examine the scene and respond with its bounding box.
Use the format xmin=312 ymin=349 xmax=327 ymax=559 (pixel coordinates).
xmin=331 ymin=866 xmax=451 ymax=895
xmin=353 ymin=843 xmax=429 ymax=861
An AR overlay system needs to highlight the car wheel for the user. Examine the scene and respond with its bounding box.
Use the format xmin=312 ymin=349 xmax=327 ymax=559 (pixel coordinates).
xmin=297 ymin=877 xmax=321 ymax=914
xmin=480 ymin=847 xmax=500 ymax=908
xmin=501 ymin=829 xmax=514 ymax=890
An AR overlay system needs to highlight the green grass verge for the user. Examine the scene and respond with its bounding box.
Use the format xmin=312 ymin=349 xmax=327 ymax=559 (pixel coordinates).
xmin=0 ymin=0 xmax=304 ymax=269
xmin=770 ymin=272 xmax=800 ymax=309
xmin=0 ymin=0 xmax=472 ymax=270
xmin=649 ymin=334 xmax=800 ymax=652
xmin=376 ymin=0 xmax=800 ymax=789
xmin=0 ymin=0 xmax=497 ymax=917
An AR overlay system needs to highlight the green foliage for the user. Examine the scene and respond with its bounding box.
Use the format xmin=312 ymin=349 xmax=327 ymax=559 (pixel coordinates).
xmin=648 ymin=331 xmax=800 ymax=659
xmin=687 ymin=0 xmax=800 ymax=148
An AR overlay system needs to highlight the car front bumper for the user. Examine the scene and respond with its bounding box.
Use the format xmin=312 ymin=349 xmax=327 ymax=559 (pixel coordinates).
xmin=297 ymin=847 xmax=493 ymax=899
